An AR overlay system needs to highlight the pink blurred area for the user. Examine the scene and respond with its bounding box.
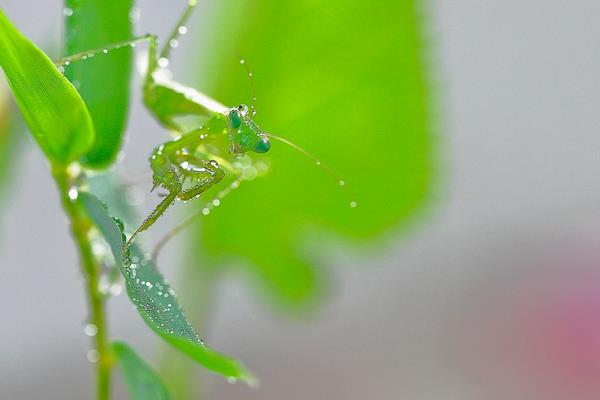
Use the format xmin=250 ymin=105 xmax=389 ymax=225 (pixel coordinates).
xmin=459 ymin=249 xmax=600 ymax=400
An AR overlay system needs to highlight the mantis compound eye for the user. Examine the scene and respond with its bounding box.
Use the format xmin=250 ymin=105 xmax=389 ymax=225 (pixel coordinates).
xmin=254 ymin=136 xmax=271 ymax=153
xmin=238 ymin=104 xmax=249 ymax=117
xmin=229 ymin=108 xmax=242 ymax=129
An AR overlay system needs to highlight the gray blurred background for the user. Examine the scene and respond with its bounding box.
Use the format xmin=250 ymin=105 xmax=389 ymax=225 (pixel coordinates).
xmin=2 ymin=0 xmax=600 ymax=399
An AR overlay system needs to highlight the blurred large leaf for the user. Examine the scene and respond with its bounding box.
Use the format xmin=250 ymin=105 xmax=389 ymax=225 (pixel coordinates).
xmin=64 ymin=0 xmax=134 ymax=168
xmin=112 ymin=341 xmax=170 ymax=400
xmin=0 ymin=9 xmax=93 ymax=164
xmin=193 ymin=0 xmax=432 ymax=306
xmin=78 ymin=192 xmax=255 ymax=384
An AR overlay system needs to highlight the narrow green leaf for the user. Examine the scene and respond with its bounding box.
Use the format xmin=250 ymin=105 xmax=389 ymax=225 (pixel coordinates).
xmin=64 ymin=0 xmax=134 ymax=168
xmin=112 ymin=341 xmax=170 ymax=400
xmin=78 ymin=192 xmax=256 ymax=384
xmin=0 ymin=9 xmax=94 ymax=164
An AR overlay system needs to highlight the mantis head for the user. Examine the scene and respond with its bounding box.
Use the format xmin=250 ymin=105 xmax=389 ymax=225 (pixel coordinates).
xmin=228 ymin=104 xmax=271 ymax=155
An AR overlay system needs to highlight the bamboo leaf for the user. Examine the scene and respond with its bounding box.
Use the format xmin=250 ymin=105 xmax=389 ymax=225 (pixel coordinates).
xmin=64 ymin=0 xmax=134 ymax=168
xmin=79 ymin=192 xmax=256 ymax=384
xmin=0 ymin=9 xmax=94 ymax=164
xmin=112 ymin=341 xmax=170 ymax=400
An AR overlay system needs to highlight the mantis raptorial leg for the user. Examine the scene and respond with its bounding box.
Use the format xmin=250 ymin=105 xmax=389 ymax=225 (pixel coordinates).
xmin=151 ymin=177 xmax=244 ymax=261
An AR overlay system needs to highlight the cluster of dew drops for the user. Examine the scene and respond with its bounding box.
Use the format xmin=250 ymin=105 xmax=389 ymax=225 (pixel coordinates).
xmin=58 ymin=5 xmax=149 ymax=75
xmin=117 ymin=218 xmax=202 ymax=344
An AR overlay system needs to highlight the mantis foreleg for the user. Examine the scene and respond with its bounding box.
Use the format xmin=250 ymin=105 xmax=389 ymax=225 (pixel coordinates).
xmin=178 ymin=161 xmax=225 ymax=201
xmin=152 ymin=177 xmax=243 ymax=261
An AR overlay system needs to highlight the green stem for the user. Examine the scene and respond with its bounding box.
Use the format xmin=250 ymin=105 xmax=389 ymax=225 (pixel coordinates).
xmin=51 ymin=163 xmax=111 ymax=400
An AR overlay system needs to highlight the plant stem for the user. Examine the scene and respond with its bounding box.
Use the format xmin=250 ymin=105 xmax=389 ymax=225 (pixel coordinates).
xmin=51 ymin=163 xmax=111 ymax=400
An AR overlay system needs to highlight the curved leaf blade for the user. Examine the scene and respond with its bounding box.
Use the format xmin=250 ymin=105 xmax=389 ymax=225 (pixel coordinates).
xmin=0 ymin=9 xmax=94 ymax=164
xmin=78 ymin=192 xmax=256 ymax=384
xmin=64 ymin=0 xmax=134 ymax=168
xmin=112 ymin=341 xmax=170 ymax=400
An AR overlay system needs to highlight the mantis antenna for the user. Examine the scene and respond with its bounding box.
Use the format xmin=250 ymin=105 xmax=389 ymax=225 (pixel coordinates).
xmin=240 ymin=59 xmax=258 ymax=116
xmin=263 ymin=133 xmax=351 ymax=187
xmin=239 ymin=59 xmax=353 ymax=195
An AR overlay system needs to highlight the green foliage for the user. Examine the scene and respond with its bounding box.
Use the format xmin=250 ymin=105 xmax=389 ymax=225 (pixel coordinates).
xmin=0 ymin=9 xmax=94 ymax=164
xmin=195 ymin=0 xmax=432 ymax=307
xmin=79 ymin=192 xmax=255 ymax=384
xmin=112 ymin=341 xmax=170 ymax=400
xmin=64 ymin=0 xmax=134 ymax=168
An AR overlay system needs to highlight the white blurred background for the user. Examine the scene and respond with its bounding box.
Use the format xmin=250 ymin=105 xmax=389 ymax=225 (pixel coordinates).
xmin=2 ymin=0 xmax=600 ymax=399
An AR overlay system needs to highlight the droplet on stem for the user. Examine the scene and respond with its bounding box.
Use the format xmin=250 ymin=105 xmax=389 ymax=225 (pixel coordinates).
xmin=84 ymin=324 xmax=98 ymax=337
xmin=87 ymin=349 xmax=100 ymax=363
xmin=158 ymin=57 xmax=169 ymax=68
xmin=68 ymin=188 xmax=79 ymax=201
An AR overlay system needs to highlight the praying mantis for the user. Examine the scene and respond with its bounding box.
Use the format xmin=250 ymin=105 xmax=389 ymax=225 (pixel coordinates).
xmin=56 ymin=0 xmax=349 ymax=261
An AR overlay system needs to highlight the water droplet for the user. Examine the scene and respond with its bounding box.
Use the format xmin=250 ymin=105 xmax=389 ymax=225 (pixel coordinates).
xmin=178 ymin=25 xmax=188 ymax=35
xmin=350 ymin=201 xmax=358 ymax=208
xmin=339 ymin=180 xmax=345 ymax=186
xmin=87 ymin=349 xmax=99 ymax=363
xmin=212 ymin=199 xmax=221 ymax=207
xmin=63 ymin=7 xmax=73 ymax=17
xmin=68 ymin=188 xmax=78 ymax=201
xmin=169 ymin=39 xmax=179 ymax=48
xmin=109 ymin=283 xmax=122 ymax=297
xmin=102 ymin=48 xmax=108 ymax=54
xmin=202 ymin=208 xmax=210 ymax=215
xmin=248 ymin=72 xmax=253 ymax=77
xmin=129 ymin=7 xmax=140 ymax=22
xmin=64 ymin=61 xmax=70 ymax=66
xmin=316 ymin=161 xmax=321 ymax=166
xmin=239 ymin=59 xmax=245 ymax=64
xmin=91 ymin=242 xmax=106 ymax=257
xmin=158 ymin=57 xmax=169 ymax=68
xmin=57 ymin=66 xmax=65 ymax=74
xmin=84 ymin=324 xmax=98 ymax=337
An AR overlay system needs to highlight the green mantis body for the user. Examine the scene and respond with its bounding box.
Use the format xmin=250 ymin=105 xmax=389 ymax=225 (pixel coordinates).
xmin=58 ymin=1 xmax=273 ymax=253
